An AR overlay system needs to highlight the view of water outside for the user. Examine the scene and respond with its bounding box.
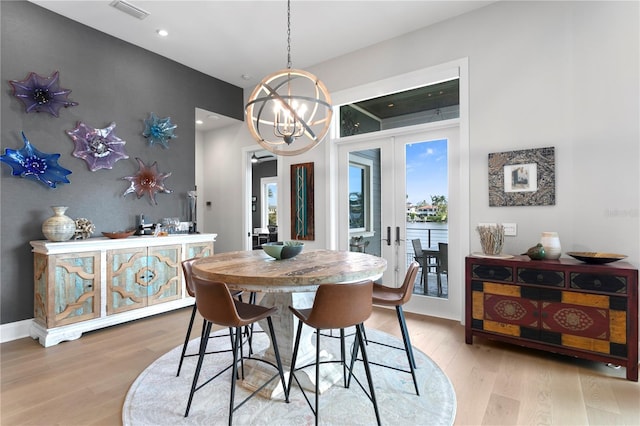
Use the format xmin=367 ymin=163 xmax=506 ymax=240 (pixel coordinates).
xmin=406 ymin=139 xmax=449 ymax=297
xmin=405 ymin=138 xmax=448 ymax=260
xmin=406 ymin=139 xmax=448 ymax=205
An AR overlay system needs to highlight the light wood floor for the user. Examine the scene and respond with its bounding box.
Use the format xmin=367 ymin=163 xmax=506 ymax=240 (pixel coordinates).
xmin=2 ymin=307 xmax=638 ymax=425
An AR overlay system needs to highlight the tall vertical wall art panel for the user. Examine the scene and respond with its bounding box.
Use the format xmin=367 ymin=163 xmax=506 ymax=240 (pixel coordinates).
xmin=291 ymin=162 xmax=314 ymax=240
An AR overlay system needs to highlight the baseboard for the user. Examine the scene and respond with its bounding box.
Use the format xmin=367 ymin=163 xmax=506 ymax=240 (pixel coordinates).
xmin=1 ymin=318 xmax=33 ymax=343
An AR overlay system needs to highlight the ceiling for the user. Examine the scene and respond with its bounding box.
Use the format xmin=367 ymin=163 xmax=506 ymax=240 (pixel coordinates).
xmin=29 ymin=0 xmax=494 ymax=131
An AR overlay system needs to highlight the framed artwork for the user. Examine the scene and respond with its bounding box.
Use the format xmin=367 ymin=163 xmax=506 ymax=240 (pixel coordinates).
xmin=488 ymin=147 xmax=555 ymax=206
xmin=291 ymin=162 xmax=314 ymax=240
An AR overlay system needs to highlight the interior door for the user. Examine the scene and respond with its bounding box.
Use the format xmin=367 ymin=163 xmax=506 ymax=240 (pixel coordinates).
xmin=338 ymin=121 xmax=460 ymax=320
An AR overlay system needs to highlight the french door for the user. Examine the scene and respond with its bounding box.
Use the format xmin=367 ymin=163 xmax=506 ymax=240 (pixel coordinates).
xmin=337 ymin=121 xmax=461 ymax=320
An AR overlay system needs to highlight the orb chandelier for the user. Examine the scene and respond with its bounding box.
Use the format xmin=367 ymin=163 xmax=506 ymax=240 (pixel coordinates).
xmin=245 ymin=0 xmax=332 ymax=156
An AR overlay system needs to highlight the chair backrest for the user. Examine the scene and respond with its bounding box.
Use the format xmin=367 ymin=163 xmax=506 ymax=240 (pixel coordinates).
xmin=181 ymin=258 xmax=198 ymax=298
xmin=398 ymin=261 xmax=420 ymax=305
xmin=305 ymin=280 xmax=373 ymax=330
xmin=191 ymin=276 xmax=242 ymax=327
xmin=438 ymin=242 xmax=449 ymax=274
xmin=411 ymin=239 xmax=423 ymax=256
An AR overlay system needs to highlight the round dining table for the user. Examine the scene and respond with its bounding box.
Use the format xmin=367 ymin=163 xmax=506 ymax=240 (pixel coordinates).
xmin=192 ymin=249 xmax=387 ymax=398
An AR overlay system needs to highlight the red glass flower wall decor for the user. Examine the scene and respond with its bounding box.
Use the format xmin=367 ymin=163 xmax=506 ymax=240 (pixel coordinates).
xmin=8 ymin=71 xmax=78 ymax=117
xmin=122 ymin=158 xmax=172 ymax=205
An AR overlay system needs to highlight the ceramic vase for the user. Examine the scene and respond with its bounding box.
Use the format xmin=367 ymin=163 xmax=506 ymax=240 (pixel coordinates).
xmin=42 ymin=206 xmax=76 ymax=242
xmin=540 ymin=231 xmax=561 ymax=260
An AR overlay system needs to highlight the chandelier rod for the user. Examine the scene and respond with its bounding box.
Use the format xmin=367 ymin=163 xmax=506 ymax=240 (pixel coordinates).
xmin=287 ymin=0 xmax=292 ymax=69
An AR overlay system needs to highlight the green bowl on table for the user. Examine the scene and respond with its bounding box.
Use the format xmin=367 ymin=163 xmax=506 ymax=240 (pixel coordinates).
xmin=262 ymin=241 xmax=304 ymax=260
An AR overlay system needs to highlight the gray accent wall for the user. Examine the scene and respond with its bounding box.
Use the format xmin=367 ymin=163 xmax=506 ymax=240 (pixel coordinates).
xmin=0 ymin=1 xmax=243 ymax=324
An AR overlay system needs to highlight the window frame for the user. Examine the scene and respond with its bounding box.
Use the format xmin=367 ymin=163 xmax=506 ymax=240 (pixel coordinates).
xmin=348 ymin=155 xmax=374 ymax=236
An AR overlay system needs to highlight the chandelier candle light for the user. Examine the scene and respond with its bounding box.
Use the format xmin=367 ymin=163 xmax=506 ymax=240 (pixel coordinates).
xmin=245 ymin=0 xmax=332 ymax=156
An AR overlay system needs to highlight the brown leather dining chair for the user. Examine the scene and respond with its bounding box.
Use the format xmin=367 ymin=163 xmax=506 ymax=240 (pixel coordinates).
xmin=288 ymin=280 xmax=381 ymax=426
xmin=184 ymin=277 xmax=289 ymax=424
xmin=368 ymin=261 xmax=420 ymax=395
xmin=176 ymin=258 xmax=245 ymax=377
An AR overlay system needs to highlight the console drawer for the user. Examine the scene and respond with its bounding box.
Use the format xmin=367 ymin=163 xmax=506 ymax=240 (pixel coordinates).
xmin=471 ymin=264 xmax=512 ymax=282
xmin=570 ymin=272 xmax=627 ymax=294
xmin=517 ymin=268 xmax=565 ymax=287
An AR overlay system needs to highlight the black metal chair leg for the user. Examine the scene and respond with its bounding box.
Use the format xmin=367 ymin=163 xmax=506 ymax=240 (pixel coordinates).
xmin=356 ymin=324 xmax=381 ymax=426
xmin=340 ymin=328 xmax=347 ymax=387
xmin=185 ymin=320 xmax=212 ymax=417
xmin=177 ymin=303 xmax=198 ymax=376
xmin=346 ymin=326 xmax=360 ymax=389
xmin=287 ymin=321 xmax=304 ymax=394
xmin=396 ymin=306 xmax=420 ymax=395
xmin=266 ymin=316 xmax=289 ymax=402
xmin=315 ymin=328 xmax=321 ymax=426
xmin=396 ymin=306 xmax=417 ymax=369
xmin=228 ymin=326 xmax=242 ymax=426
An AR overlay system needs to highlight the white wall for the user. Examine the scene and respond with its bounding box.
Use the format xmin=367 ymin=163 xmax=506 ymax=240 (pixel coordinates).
xmin=201 ymin=1 xmax=639 ymax=268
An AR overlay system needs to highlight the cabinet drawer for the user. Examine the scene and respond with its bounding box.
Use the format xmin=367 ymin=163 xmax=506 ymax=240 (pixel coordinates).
xmin=471 ymin=264 xmax=512 ymax=282
xmin=517 ymin=268 xmax=565 ymax=287
xmin=570 ymin=272 xmax=627 ymax=294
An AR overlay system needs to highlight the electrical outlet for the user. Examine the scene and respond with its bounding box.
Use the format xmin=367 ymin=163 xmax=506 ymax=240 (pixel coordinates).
xmin=503 ymin=223 xmax=517 ymax=236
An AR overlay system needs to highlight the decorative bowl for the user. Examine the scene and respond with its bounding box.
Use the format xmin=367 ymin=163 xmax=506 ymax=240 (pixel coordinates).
xmin=262 ymin=241 xmax=304 ymax=260
xmin=102 ymin=230 xmax=136 ymax=239
xmin=566 ymin=252 xmax=627 ymax=264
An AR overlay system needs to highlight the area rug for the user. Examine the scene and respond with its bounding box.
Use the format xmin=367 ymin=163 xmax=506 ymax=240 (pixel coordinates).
xmin=123 ymin=327 xmax=456 ymax=425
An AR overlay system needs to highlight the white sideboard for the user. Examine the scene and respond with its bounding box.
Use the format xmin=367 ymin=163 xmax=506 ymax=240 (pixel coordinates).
xmin=30 ymin=233 xmax=216 ymax=347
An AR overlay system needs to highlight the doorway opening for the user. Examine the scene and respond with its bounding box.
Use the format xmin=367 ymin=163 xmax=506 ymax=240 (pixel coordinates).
xmin=333 ymin=59 xmax=468 ymax=321
xmin=250 ymin=150 xmax=277 ymax=249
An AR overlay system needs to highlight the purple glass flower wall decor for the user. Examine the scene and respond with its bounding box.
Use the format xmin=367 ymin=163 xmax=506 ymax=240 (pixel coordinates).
xmin=122 ymin=158 xmax=172 ymax=205
xmin=8 ymin=71 xmax=78 ymax=117
xmin=142 ymin=112 xmax=177 ymax=148
xmin=66 ymin=121 xmax=129 ymax=171
xmin=0 ymin=132 xmax=72 ymax=188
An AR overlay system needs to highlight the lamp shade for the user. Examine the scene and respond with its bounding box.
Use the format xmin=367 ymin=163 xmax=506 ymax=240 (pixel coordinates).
xmin=245 ymin=68 xmax=332 ymax=156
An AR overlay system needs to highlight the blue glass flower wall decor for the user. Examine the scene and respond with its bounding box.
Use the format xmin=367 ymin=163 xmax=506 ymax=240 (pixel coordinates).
xmin=122 ymin=158 xmax=172 ymax=205
xmin=0 ymin=132 xmax=72 ymax=188
xmin=66 ymin=121 xmax=129 ymax=171
xmin=142 ymin=112 xmax=177 ymax=148
xmin=8 ymin=71 xmax=78 ymax=117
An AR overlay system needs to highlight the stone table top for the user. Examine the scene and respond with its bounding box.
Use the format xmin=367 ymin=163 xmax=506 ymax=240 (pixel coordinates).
xmin=192 ymin=249 xmax=387 ymax=292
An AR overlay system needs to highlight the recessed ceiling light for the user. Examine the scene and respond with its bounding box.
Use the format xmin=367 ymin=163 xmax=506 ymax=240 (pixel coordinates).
xmin=241 ymin=74 xmax=252 ymax=81
xmin=156 ymin=29 xmax=169 ymax=37
xmin=195 ymin=120 xmax=203 ymax=125
xmin=387 ymin=103 xmax=395 ymax=108
xmin=207 ymin=114 xmax=219 ymax=120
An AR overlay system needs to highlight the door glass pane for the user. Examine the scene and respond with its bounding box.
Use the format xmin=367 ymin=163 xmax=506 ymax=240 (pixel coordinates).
xmin=349 ymin=165 xmax=365 ymax=230
xmin=405 ymin=139 xmax=448 ymax=298
xmin=348 ymin=149 xmax=381 ymax=257
xmin=265 ymin=182 xmax=277 ymax=226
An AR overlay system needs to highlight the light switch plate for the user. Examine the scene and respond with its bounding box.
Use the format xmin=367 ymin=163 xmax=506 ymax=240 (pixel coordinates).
xmin=503 ymin=223 xmax=517 ymax=236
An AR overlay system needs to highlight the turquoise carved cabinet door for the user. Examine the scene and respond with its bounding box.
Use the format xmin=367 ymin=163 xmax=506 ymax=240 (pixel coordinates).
xmin=185 ymin=241 xmax=214 ymax=259
xmin=33 ymin=251 xmax=101 ymax=328
xmin=107 ymin=245 xmax=182 ymax=314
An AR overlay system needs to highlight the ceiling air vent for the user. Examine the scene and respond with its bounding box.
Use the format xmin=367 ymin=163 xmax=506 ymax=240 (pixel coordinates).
xmin=109 ymin=0 xmax=150 ymax=20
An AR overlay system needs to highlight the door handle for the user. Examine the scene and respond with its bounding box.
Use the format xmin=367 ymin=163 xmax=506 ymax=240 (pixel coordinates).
xmin=395 ymin=226 xmax=400 ymax=246
xmin=382 ymin=226 xmax=391 ymax=246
